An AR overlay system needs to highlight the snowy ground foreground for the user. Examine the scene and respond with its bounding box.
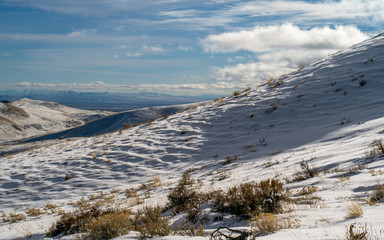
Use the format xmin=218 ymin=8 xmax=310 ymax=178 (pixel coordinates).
xmin=0 ymin=98 xmax=110 ymax=143
xmin=1 ymin=34 xmax=384 ymax=239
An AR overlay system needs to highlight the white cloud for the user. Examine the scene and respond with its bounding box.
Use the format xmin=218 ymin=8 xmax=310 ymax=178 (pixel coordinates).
xmin=202 ymin=24 xmax=368 ymax=53
xmin=178 ymin=46 xmax=193 ymax=52
xmin=214 ymin=61 xmax=293 ymax=85
xmin=125 ymin=52 xmax=141 ymax=57
xmin=142 ymin=45 xmax=166 ymax=53
xmin=204 ymin=24 xmax=369 ymax=85
xmin=67 ymin=29 xmax=97 ymax=38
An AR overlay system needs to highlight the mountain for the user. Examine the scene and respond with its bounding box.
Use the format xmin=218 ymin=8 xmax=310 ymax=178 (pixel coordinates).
xmin=1 ymin=34 xmax=384 ymax=239
xmin=0 ymin=98 xmax=110 ymax=143
xmin=18 ymin=103 xmax=195 ymax=143
xmin=0 ymin=90 xmax=220 ymax=111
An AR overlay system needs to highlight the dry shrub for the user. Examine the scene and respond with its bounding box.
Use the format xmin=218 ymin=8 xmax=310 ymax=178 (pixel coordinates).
xmin=345 ymin=224 xmax=368 ymax=240
xmin=345 ymin=202 xmax=363 ymax=219
xmin=300 ymin=159 xmax=318 ymax=178
xmin=1 ymin=212 xmax=27 ymax=223
xmin=86 ymin=210 xmax=132 ymax=240
xmin=47 ymin=205 xmax=111 ymax=237
xmin=297 ymin=186 xmax=318 ymax=196
xmin=26 ymin=207 xmax=44 ymax=217
xmin=134 ymin=206 xmax=171 ymax=238
xmin=289 ymin=160 xmax=318 ymax=183
xmin=224 ymin=154 xmax=237 ymax=164
xmin=44 ymin=204 xmax=57 ymax=213
xmin=213 ymin=179 xmax=291 ymax=219
xmin=251 ymin=212 xmax=299 ymax=235
xmin=174 ymin=221 xmax=205 ymax=237
xmin=167 ymin=171 xmax=200 ymax=215
xmin=125 ymin=188 xmax=138 ymax=198
xmin=151 ymin=176 xmax=162 ymax=188
xmin=64 ymin=173 xmax=74 ymax=180
xmin=368 ymin=139 xmax=384 ymax=156
xmin=369 ymin=184 xmax=384 ymax=204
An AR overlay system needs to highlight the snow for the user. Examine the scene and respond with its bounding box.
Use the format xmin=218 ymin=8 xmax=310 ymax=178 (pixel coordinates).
xmin=1 ymin=34 xmax=384 ymax=239
xmin=0 ymin=98 xmax=111 ymax=144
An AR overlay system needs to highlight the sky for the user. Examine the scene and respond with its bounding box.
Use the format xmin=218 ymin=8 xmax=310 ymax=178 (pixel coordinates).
xmin=0 ymin=0 xmax=383 ymax=96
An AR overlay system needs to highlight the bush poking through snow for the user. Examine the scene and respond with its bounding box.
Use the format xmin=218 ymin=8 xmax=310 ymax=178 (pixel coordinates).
xmin=345 ymin=202 xmax=363 ymax=219
xmin=47 ymin=205 xmax=113 ymax=237
xmin=86 ymin=210 xmax=132 ymax=240
xmin=167 ymin=171 xmax=199 ymax=214
xmin=25 ymin=207 xmax=44 ymax=217
xmin=64 ymin=173 xmax=74 ymax=181
xmin=297 ymin=186 xmax=319 ymax=196
xmin=213 ymin=179 xmax=291 ymax=219
xmin=300 ymin=159 xmax=318 ymax=178
xmin=368 ymin=139 xmax=384 ymax=156
xmin=174 ymin=222 xmax=206 ymax=237
xmin=1 ymin=212 xmax=27 ymax=223
xmin=224 ymin=154 xmax=237 ymax=164
xmin=134 ymin=206 xmax=171 ymax=238
xmin=250 ymin=212 xmax=299 ymax=235
xmin=369 ymin=184 xmax=384 ymax=204
xmin=344 ymin=224 xmax=369 ymax=240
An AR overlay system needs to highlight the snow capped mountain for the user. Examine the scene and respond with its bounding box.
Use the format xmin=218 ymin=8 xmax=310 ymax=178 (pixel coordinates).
xmin=1 ymin=34 xmax=384 ymax=240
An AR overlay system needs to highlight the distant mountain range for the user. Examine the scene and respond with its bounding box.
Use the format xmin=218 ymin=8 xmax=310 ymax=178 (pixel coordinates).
xmin=0 ymin=90 xmax=222 ymax=111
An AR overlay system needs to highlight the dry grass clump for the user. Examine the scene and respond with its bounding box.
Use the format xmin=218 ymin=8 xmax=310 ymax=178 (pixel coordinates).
xmin=250 ymin=212 xmax=299 ymax=235
xmin=25 ymin=207 xmax=44 ymax=217
xmin=134 ymin=206 xmax=171 ymax=239
xmin=174 ymin=222 xmax=205 ymax=237
xmin=47 ymin=205 xmax=111 ymax=237
xmin=344 ymin=224 xmax=370 ymax=240
xmin=345 ymin=202 xmax=363 ymax=219
xmin=150 ymin=176 xmax=162 ymax=188
xmin=213 ymin=179 xmax=291 ymax=219
xmin=44 ymin=203 xmax=58 ymax=213
xmin=125 ymin=188 xmax=138 ymax=198
xmin=224 ymin=154 xmax=237 ymax=164
xmin=1 ymin=212 xmax=27 ymax=223
xmin=288 ymin=159 xmax=318 ymax=183
xmin=86 ymin=210 xmax=132 ymax=240
xmin=369 ymin=184 xmax=384 ymax=204
xmin=368 ymin=139 xmax=384 ymax=156
xmin=64 ymin=173 xmax=74 ymax=180
xmin=167 ymin=171 xmax=198 ymax=214
xmin=297 ymin=186 xmax=319 ymax=196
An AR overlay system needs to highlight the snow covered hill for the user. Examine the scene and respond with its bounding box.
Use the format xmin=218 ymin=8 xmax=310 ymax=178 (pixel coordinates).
xmin=18 ymin=104 xmax=194 ymax=143
xmin=0 ymin=98 xmax=110 ymax=143
xmin=1 ymin=34 xmax=384 ymax=240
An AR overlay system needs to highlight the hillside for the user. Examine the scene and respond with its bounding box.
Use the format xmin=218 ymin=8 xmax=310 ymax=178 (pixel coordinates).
xmin=0 ymin=98 xmax=111 ymax=143
xmin=1 ymin=34 xmax=384 ymax=239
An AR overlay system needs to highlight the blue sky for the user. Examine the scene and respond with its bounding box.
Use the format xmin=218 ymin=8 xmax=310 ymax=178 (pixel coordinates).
xmin=0 ymin=0 xmax=383 ymax=96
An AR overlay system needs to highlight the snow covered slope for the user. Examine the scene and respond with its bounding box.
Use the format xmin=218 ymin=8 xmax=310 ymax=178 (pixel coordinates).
xmin=0 ymin=98 xmax=111 ymax=143
xmin=1 ymin=34 xmax=384 ymax=240
xmin=18 ymin=104 xmax=194 ymax=143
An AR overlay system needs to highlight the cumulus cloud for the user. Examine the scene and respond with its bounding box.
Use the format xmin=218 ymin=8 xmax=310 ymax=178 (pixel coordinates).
xmin=204 ymin=24 xmax=369 ymax=84
xmin=214 ymin=61 xmax=293 ymax=85
xmin=202 ymin=24 xmax=368 ymax=53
